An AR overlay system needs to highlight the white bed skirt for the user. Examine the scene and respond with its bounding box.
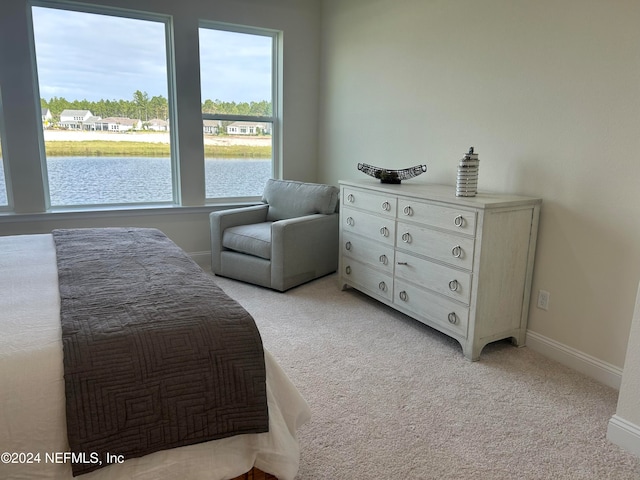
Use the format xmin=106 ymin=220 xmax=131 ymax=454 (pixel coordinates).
xmin=0 ymin=234 xmax=310 ymax=480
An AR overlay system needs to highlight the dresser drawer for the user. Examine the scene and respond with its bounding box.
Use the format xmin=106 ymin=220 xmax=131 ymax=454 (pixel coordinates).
xmin=395 ymin=251 xmax=472 ymax=304
xmin=342 ymin=259 xmax=393 ymax=302
xmin=342 ymin=232 xmax=395 ymax=274
xmin=343 ymin=187 xmax=397 ymax=218
xmin=342 ymin=207 xmax=396 ymax=246
xmin=394 ymin=279 xmax=469 ymax=338
xmin=396 ymin=221 xmax=475 ymax=270
xmin=398 ymin=198 xmax=476 ymax=235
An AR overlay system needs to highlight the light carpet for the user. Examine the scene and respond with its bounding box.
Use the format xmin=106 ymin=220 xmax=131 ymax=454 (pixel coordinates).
xmin=212 ymin=273 xmax=640 ymax=480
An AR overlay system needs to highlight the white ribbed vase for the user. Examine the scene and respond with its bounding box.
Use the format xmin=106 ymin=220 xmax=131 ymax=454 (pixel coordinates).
xmin=456 ymin=147 xmax=479 ymax=197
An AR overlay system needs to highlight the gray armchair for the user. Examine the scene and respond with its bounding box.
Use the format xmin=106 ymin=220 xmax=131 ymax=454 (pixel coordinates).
xmin=209 ymin=179 xmax=340 ymax=291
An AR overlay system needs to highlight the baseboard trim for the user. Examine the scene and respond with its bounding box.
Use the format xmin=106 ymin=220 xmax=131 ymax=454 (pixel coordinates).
xmin=608 ymin=415 xmax=640 ymax=457
xmin=525 ymin=330 xmax=623 ymax=390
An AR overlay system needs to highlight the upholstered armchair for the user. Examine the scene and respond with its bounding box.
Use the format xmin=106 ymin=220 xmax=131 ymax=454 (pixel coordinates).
xmin=209 ymin=179 xmax=340 ymax=291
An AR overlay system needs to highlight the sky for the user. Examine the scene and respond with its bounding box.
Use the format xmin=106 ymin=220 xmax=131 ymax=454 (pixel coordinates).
xmin=31 ymin=6 xmax=272 ymax=104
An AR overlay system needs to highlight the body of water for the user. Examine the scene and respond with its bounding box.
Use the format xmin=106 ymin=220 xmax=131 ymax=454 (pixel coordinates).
xmin=0 ymin=156 xmax=271 ymax=207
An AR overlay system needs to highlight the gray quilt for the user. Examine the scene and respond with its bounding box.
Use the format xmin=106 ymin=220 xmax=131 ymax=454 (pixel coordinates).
xmin=52 ymin=228 xmax=268 ymax=477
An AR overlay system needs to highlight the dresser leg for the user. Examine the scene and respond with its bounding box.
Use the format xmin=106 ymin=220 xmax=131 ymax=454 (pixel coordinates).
xmin=462 ymin=342 xmax=481 ymax=362
xmin=511 ymin=330 xmax=527 ymax=347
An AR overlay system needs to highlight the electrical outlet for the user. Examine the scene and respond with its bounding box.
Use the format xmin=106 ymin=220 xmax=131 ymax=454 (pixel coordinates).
xmin=537 ymin=290 xmax=550 ymax=311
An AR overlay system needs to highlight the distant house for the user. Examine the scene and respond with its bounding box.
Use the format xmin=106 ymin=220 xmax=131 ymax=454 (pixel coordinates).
xmin=59 ymin=109 xmax=93 ymax=129
xmin=146 ymin=118 xmax=169 ymax=131
xmin=97 ymin=117 xmax=142 ymax=132
xmin=203 ymin=119 xmax=221 ymax=135
xmin=83 ymin=116 xmax=103 ymax=131
xmin=226 ymin=121 xmax=272 ymax=135
xmin=41 ymin=108 xmax=52 ymax=128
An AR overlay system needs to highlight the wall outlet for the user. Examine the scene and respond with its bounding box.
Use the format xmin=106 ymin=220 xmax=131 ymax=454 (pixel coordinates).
xmin=537 ymin=290 xmax=550 ymax=311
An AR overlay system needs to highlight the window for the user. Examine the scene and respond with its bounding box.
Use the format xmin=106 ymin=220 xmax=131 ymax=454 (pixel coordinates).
xmin=31 ymin=4 xmax=174 ymax=207
xmin=0 ymin=87 xmax=8 ymax=207
xmin=199 ymin=24 xmax=277 ymax=200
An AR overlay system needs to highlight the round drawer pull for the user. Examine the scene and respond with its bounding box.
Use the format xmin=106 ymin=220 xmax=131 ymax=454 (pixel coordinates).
xmin=378 ymin=281 xmax=387 ymax=291
xmin=345 ymin=265 xmax=352 ymax=275
xmin=399 ymin=291 xmax=408 ymax=302
xmin=380 ymin=226 xmax=389 ymax=237
xmin=381 ymin=201 xmax=391 ymax=211
xmin=448 ymin=279 xmax=459 ymax=292
xmin=454 ymin=215 xmax=464 ymax=227
xmin=379 ymin=254 xmax=388 ymax=265
xmin=345 ymin=241 xmax=352 ymax=251
xmin=346 ymin=216 xmax=355 ymax=226
xmin=403 ymin=205 xmax=413 ymax=216
xmin=451 ymin=245 xmax=462 ymax=258
xmin=401 ymin=232 xmax=411 ymax=243
xmin=347 ymin=193 xmax=355 ymax=203
xmin=448 ymin=312 xmax=458 ymax=324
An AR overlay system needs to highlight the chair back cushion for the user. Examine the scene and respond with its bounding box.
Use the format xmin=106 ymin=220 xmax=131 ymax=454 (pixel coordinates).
xmin=262 ymin=179 xmax=339 ymax=221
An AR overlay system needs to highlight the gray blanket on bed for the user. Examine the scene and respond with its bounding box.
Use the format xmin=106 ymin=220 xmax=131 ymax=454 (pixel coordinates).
xmin=52 ymin=228 xmax=268 ymax=477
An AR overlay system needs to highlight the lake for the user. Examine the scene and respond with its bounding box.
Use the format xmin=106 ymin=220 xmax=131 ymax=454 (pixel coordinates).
xmin=0 ymin=157 xmax=271 ymax=207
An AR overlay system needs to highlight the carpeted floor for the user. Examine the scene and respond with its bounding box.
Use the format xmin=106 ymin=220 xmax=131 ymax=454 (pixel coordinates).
xmin=213 ymin=273 xmax=640 ymax=480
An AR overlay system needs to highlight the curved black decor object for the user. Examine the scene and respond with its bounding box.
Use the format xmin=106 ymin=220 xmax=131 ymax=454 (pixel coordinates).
xmin=357 ymin=163 xmax=427 ymax=184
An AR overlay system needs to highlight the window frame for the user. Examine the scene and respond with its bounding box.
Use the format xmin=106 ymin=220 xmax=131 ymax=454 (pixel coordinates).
xmin=30 ymin=0 xmax=179 ymax=210
xmin=0 ymin=85 xmax=12 ymax=211
xmin=198 ymin=21 xmax=281 ymax=203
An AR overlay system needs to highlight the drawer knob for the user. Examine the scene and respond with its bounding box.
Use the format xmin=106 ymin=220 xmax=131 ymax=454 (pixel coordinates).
xmin=347 ymin=193 xmax=355 ymax=203
xmin=379 ymin=254 xmax=388 ymax=265
xmin=448 ymin=312 xmax=458 ymax=324
xmin=345 ymin=265 xmax=352 ymax=275
xmin=346 ymin=216 xmax=355 ymax=226
xmin=403 ymin=205 xmax=413 ymax=216
xmin=448 ymin=279 xmax=459 ymax=291
xmin=451 ymin=245 xmax=462 ymax=258
xmin=380 ymin=226 xmax=389 ymax=237
xmin=378 ymin=281 xmax=387 ymax=291
xmin=454 ymin=215 xmax=464 ymax=227
xmin=401 ymin=232 xmax=412 ymax=243
xmin=399 ymin=291 xmax=408 ymax=302
xmin=382 ymin=201 xmax=391 ymax=211
xmin=345 ymin=241 xmax=352 ymax=251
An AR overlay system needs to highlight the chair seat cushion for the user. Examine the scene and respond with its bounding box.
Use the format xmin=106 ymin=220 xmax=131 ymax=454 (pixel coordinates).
xmin=222 ymin=222 xmax=272 ymax=260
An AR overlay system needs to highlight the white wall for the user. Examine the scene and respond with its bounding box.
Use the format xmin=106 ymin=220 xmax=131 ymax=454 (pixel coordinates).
xmin=318 ymin=0 xmax=640 ymax=371
xmin=0 ymin=0 xmax=321 ymax=253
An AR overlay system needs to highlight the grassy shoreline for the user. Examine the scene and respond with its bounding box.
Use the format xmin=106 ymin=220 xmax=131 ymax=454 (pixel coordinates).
xmin=40 ymin=141 xmax=271 ymax=157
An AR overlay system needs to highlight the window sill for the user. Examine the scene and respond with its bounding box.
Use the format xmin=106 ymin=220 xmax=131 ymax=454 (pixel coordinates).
xmin=0 ymin=201 xmax=262 ymax=224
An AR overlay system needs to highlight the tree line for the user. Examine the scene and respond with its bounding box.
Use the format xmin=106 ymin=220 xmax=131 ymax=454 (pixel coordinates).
xmin=40 ymin=90 xmax=272 ymax=122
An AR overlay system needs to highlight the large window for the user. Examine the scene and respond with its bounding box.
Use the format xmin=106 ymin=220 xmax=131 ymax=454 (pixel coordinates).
xmin=31 ymin=5 xmax=174 ymax=207
xmin=199 ymin=25 xmax=276 ymax=200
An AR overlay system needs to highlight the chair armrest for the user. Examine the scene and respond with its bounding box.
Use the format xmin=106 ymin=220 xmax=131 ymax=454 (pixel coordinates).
xmin=271 ymin=213 xmax=339 ymax=291
xmin=209 ymin=204 xmax=269 ymax=272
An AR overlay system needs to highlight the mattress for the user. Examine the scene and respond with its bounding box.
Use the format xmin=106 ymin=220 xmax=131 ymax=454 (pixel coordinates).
xmin=0 ymin=233 xmax=311 ymax=480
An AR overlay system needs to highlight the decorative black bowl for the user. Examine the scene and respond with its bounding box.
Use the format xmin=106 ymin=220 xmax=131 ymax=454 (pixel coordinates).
xmin=357 ymin=163 xmax=427 ymax=184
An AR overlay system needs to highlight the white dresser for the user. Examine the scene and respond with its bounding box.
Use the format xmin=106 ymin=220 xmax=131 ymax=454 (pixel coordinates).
xmin=339 ymin=179 xmax=541 ymax=360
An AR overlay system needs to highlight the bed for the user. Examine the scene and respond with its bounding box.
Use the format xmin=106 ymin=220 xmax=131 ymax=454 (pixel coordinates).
xmin=0 ymin=230 xmax=311 ymax=480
